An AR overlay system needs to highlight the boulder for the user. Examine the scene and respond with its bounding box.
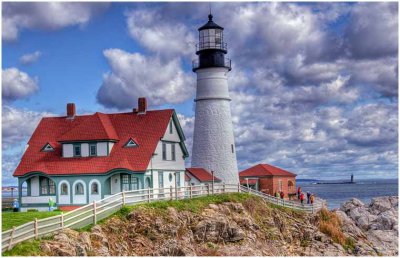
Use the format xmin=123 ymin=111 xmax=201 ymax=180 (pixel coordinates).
xmin=341 ymin=198 xmax=365 ymax=213
xmin=370 ymin=197 xmax=393 ymax=214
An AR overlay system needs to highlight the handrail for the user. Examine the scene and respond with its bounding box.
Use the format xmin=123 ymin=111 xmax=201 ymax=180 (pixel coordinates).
xmin=2 ymin=183 xmax=326 ymax=252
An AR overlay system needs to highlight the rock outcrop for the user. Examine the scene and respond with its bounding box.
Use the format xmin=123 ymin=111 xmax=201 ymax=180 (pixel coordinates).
xmin=336 ymin=196 xmax=398 ymax=256
xmin=39 ymin=195 xmax=398 ymax=256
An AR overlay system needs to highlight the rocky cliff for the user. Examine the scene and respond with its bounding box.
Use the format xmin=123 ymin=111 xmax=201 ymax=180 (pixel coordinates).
xmin=40 ymin=194 xmax=398 ymax=256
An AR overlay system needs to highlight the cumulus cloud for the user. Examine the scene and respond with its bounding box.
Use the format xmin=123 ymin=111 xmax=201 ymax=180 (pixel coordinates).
xmin=2 ymin=2 xmax=109 ymax=41
xmin=2 ymin=106 xmax=54 ymax=150
xmin=2 ymin=68 xmax=39 ymax=102
xmin=19 ymin=51 xmax=42 ymax=65
xmin=97 ymin=49 xmax=195 ymax=109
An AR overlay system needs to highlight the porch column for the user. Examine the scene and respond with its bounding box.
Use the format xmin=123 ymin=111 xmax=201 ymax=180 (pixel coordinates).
xmin=18 ymin=178 xmax=23 ymax=210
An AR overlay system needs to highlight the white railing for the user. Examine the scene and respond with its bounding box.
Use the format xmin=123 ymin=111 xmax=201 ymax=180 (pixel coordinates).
xmin=1 ymin=183 xmax=326 ymax=252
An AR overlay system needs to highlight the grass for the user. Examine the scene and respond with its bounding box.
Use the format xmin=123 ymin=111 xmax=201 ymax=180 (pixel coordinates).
xmin=2 ymin=211 xmax=61 ymax=232
xmin=2 ymin=239 xmax=46 ymax=256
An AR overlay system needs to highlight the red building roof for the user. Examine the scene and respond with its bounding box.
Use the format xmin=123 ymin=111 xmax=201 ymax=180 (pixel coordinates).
xmin=14 ymin=109 xmax=188 ymax=177
xmin=186 ymin=168 xmax=221 ymax=182
xmin=239 ymin=164 xmax=297 ymax=177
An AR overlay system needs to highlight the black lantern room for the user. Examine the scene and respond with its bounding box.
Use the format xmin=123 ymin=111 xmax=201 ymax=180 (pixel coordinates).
xmin=193 ymin=14 xmax=231 ymax=72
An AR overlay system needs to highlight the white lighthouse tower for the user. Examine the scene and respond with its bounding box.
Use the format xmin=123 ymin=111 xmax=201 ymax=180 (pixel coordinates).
xmin=191 ymin=14 xmax=239 ymax=185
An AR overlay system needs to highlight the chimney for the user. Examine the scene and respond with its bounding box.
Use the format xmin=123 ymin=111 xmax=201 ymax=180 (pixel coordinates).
xmin=138 ymin=97 xmax=147 ymax=114
xmin=67 ymin=103 xmax=76 ymax=119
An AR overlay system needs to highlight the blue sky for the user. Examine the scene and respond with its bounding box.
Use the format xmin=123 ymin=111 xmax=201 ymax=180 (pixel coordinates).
xmin=2 ymin=2 xmax=398 ymax=185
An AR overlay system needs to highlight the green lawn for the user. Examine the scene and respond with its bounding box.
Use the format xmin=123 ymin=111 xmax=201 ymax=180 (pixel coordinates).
xmin=2 ymin=211 xmax=61 ymax=232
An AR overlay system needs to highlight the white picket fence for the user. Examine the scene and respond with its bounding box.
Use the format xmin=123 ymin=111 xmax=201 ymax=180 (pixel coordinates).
xmin=1 ymin=183 xmax=326 ymax=252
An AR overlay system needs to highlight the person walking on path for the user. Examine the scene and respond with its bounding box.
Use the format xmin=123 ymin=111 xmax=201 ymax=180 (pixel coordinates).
xmin=310 ymin=194 xmax=315 ymax=205
xmin=280 ymin=191 xmax=284 ymax=199
xmin=48 ymin=197 xmax=55 ymax=211
xmin=275 ymin=192 xmax=280 ymax=198
xmin=12 ymin=199 xmax=19 ymax=212
xmin=297 ymin=187 xmax=301 ymax=199
xmin=300 ymin=192 xmax=304 ymax=205
xmin=307 ymin=191 xmax=311 ymax=204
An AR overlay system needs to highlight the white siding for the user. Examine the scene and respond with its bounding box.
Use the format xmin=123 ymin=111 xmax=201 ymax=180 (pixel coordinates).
xmin=110 ymin=174 xmax=120 ymax=194
xmin=97 ymin=142 xmax=108 ymax=156
xmin=63 ymin=144 xmax=73 ymax=158
xmin=162 ymin=118 xmax=181 ymax=142
xmin=22 ymin=196 xmax=56 ymax=204
xmin=30 ymin=176 xmax=39 ymax=196
xmin=81 ymin=143 xmax=89 ymax=157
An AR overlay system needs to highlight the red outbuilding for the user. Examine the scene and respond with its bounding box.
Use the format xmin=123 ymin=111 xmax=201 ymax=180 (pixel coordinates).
xmin=239 ymin=164 xmax=297 ymax=199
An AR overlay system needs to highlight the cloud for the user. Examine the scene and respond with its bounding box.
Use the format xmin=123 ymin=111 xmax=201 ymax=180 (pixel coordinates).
xmin=2 ymin=2 xmax=109 ymax=41
xmin=344 ymin=2 xmax=398 ymax=59
xmin=19 ymin=51 xmax=42 ymax=65
xmin=97 ymin=49 xmax=195 ymax=109
xmin=2 ymin=68 xmax=39 ymax=102
xmin=2 ymin=106 xmax=54 ymax=151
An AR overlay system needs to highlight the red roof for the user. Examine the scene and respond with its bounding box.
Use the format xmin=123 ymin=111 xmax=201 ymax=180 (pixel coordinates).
xmin=186 ymin=168 xmax=221 ymax=182
xmin=239 ymin=164 xmax=297 ymax=177
xmin=240 ymin=179 xmax=258 ymax=185
xmin=14 ymin=109 xmax=184 ymax=176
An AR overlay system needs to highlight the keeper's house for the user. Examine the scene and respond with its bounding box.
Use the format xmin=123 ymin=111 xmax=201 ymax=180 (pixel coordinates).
xmin=239 ymin=164 xmax=297 ymax=199
xmin=13 ymin=98 xmax=189 ymax=211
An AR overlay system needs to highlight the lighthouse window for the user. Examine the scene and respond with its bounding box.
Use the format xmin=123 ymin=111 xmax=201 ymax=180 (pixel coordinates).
xmin=231 ymin=144 xmax=234 ymax=153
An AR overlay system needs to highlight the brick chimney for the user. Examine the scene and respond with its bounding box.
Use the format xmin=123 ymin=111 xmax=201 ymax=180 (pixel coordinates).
xmin=138 ymin=97 xmax=147 ymax=114
xmin=66 ymin=103 xmax=76 ymax=119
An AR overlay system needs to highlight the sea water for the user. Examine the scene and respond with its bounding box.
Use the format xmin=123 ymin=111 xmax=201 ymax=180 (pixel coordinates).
xmin=297 ymin=178 xmax=399 ymax=209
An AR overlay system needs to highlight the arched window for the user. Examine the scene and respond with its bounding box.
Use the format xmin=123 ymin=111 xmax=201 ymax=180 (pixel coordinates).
xmin=288 ymin=180 xmax=294 ymax=191
xmin=61 ymin=183 xmax=68 ymax=195
xmin=144 ymin=177 xmax=151 ymax=189
xmin=75 ymin=183 xmax=84 ymax=195
xmin=169 ymin=173 xmax=173 ymax=182
xmin=91 ymin=182 xmax=99 ymax=195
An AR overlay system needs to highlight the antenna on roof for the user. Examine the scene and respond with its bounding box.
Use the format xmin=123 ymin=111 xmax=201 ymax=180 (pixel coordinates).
xmin=209 ymin=2 xmax=212 ymax=15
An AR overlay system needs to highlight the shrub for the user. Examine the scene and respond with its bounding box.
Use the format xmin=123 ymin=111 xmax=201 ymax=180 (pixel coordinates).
xmin=318 ymin=208 xmax=346 ymax=245
xmin=27 ymin=209 xmax=39 ymax=212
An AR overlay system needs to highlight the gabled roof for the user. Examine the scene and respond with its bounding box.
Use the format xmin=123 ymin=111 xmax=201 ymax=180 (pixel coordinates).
xmin=14 ymin=109 xmax=188 ymax=177
xmin=59 ymin=112 xmax=119 ymax=142
xmin=239 ymin=164 xmax=297 ymax=177
xmin=186 ymin=168 xmax=221 ymax=182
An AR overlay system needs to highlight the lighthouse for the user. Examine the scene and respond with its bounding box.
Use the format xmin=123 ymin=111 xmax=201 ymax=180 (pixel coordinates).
xmin=191 ymin=14 xmax=239 ymax=185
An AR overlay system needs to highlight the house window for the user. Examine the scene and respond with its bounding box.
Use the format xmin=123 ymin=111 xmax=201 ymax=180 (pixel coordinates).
xmin=90 ymin=144 xmax=97 ymax=156
xmin=74 ymin=144 xmax=81 ymax=157
xmin=42 ymin=143 xmax=54 ymax=152
xmin=158 ymin=172 xmax=163 ymax=189
xmin=75 ymin=183 xmax=84 ymax=195
xmin=163 ymin=142 xmax=167 ymax=160
xmin=131 ymin=176 xmax=139 ymax=190
xmin=169 ymin=120 xmax=173 ymax=134
xmin=40 ymin=178 xmax=55 ymax=195
xmin=169 ymin=173 xmax=173 ymax=182
xmin=175 ymin=172 xmax=180 ymax=187
xmin=91 ymin=182 xmax=99 ymax=194
xmin=278 ymin=180 xmax=282 ymax=192
xmin=122 ymin=174 xmax=130 ymax=191
xmin=124 ymin=138 xmax=138 ymax=148
xmin=144 ymin=177 xmax=151 ymax=189
xmin=61 ymin=183 xmax=68 ymax=195
xmin=171 ymin=144 xmax=176 ymax=161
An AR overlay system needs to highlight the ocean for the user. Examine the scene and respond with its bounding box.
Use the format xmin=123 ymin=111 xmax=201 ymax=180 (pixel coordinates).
xmin=297 ymin=178 xmax=399 ymax=209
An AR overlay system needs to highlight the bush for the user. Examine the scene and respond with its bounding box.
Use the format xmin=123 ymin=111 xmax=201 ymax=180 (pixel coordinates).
xmin=318 ymin=208 xmax=346 ymax=245
xmin=27 ymin=209 xmax=39 ymax=212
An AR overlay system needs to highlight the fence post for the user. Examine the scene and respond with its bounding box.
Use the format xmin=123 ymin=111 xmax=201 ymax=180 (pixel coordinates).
xmin=170 ymin=186 xmax=173 ymax=200
xmin=8 ymin=226 xmax=16 ymax=251
xmin=61 ymin=212 xmax=64 ymax=229
xmin=238 ymin=183 xmax=240 ymax=193
xmin=93 ymin=201 xmax=97 ymax=225
xmin=175 ymin=185 xmax=178 ymax=200
xmin=148 ymin=187 xmax=151 ymax=203
xmin=34 ymin=218 xmax=38 ymax=239
xmin=189 ymin=185 xmax=192 ymax=199
xmin=122 ymin=191 xmax=126 ymax=206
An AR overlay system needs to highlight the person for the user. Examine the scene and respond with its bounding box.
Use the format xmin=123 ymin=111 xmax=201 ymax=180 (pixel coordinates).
xmin=300 ymin=192 xmax=304 ymax=205
xmin=307 ymin=191 xmax=311 ymax=204
xmin=12 ymin=199 xmax=19 ymax=212
xmin=48 ymin=197 xmax=55 ymax=211
xmin=310 ymin=194 xmax=315 ymax=205
xmin=275 ymin=192 xmax=280 ymax=198
xmin=280 ymin=191 xmax=284 ymax=199
xmin=297 ymin=187 xmax=301 ymax=199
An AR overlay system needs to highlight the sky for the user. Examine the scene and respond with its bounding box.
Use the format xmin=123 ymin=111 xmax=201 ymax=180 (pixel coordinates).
xmin=2 ymin=2 xmax=399 ymax=185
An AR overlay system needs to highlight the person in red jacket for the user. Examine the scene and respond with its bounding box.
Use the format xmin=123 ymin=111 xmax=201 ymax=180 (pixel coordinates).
xmin=297 ymin=187 xmax=301 ymax=199
xmin=300 ymin=192 xmax=305 ymax=205
xmin=280 ymin=191 xmax=284 ymax=199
